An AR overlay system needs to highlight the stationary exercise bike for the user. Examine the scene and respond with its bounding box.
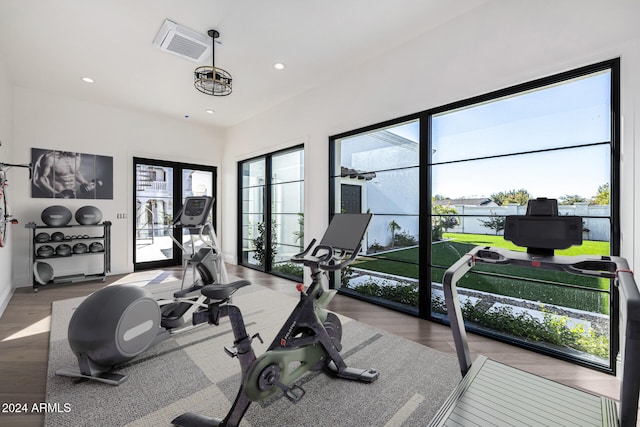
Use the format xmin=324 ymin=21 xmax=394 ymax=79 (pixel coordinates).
xmin=172 ymin=213 xmax=379 ymax=427
xmin=56 ymin=196 xmax=228 ymax=385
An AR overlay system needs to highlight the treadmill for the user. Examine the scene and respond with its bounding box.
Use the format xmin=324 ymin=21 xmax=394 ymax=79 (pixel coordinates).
xmin=430 ymin=198 xmax=639 ymax=427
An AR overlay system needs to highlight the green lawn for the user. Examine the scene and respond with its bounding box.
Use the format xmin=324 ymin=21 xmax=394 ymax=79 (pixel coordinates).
xmin=442 ymin=232 xmax=610 ymax=257
xmin=352 ymin=232 xmax=611 ymax=314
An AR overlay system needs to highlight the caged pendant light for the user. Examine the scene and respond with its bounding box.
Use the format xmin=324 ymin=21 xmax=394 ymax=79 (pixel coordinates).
xmin=194 ymin=29 xmax=232 ymax=96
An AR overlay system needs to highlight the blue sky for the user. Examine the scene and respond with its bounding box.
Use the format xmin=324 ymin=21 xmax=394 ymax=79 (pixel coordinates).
xmin=389 ymin=71 xmax=611 ymax=200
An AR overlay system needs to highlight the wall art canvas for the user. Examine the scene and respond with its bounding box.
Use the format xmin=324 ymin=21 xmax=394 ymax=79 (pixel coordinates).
xmin=31 ymin=148 xmax=113 ymax=199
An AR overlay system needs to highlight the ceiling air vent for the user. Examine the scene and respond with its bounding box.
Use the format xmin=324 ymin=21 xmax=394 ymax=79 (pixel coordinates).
xmin=152 ymin=19 xmax=212 ymax=62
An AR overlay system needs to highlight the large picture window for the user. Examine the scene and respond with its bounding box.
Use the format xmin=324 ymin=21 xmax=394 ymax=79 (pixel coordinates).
xmin=238 ymin=146 xmax=304 ymax=281
xmin=329 ymin=59 xmax=620 ymax=372
xmin=330 ymin=119 xmax=420 ymax=313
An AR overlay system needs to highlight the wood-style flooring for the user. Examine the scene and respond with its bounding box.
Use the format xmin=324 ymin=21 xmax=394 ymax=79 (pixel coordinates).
xmin=0 ymin=265 xmax=626 ymax=426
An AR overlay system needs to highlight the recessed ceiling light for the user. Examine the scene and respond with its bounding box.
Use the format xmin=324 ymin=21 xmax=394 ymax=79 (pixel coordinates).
xmin=81 ymin=77 xmax=94 ymax=83
xmin=273 ymin=62 xmax=286 ymax=70
xmin=205 ymin=109 xmax=215 ymax=114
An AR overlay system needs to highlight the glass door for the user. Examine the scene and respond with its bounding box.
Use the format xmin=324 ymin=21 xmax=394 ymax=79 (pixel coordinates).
xmin=238 ymin=146 xmax=304 ymax=281
xmin=133 ymin=157 xmax=216 ymax=270
xmin=180 ymin=168 xmax=215 ymax=257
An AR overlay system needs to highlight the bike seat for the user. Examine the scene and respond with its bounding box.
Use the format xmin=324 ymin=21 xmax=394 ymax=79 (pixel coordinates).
xmin=201 ymin=280 xmax=251 ymax=301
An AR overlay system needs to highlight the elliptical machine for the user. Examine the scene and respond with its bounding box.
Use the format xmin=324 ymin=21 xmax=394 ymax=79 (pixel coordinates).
xmin=172 ymin=213 xmax=379 ymax=427
xmin=158 ymin=196 xmax=228 ymax=329
xmin=56 ymin=196 xmax=228 ymax=385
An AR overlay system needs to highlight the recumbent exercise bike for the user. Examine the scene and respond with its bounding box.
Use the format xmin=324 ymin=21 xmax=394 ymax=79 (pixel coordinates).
xmin=56 ymin=196 xmax=227 ymax=385
xmin=172 ymin=213 xmax=380 ymax=427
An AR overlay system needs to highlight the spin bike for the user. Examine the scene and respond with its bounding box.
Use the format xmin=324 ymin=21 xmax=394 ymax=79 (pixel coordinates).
xmin=172 ymin=213 xmax=379 ymax=427
xmin=56 ymin=196 xmax=228 ymax=385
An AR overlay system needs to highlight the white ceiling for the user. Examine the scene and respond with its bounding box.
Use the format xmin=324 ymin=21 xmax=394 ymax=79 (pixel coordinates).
xmin=0 ymin=0 xmax=488 ymax=129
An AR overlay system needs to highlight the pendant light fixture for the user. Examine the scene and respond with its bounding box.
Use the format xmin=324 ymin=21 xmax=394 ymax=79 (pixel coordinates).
xmin=194 ymin=29 xmax=232 ymax=96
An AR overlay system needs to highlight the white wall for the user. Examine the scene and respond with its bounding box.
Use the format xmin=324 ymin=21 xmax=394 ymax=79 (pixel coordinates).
xmin=9 ymin=87 xmax=225 ymax=288
xmin=222 ymin=0 xmax=640 ymax=271
xmin=0 ymin=53 xmax=14 ymax=316
xmin=2 ymin=0 xmax=639 ymax=314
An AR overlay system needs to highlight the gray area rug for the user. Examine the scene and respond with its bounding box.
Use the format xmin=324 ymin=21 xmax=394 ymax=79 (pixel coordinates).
xmin=45 ymin=272 xmax=460 ymax=426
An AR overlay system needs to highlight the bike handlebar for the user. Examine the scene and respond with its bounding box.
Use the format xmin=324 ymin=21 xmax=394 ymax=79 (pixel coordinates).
xmin=290 ymin=239 xmax=362 ymax=271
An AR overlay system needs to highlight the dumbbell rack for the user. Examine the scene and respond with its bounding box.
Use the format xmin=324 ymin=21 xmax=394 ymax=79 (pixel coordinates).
xmin=26 ymin=221 xmax=111 ymax=292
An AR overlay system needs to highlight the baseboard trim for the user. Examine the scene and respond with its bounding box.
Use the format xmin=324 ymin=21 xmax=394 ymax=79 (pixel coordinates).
xmin=0 ymin=286 xmax=15 ymax=319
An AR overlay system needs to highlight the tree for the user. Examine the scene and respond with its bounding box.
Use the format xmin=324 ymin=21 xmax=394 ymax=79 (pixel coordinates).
xmin=591 ymin=183 xmax=610 ymax=205
xmin=388 ymin=220 xmax=401 ymax=247
xmin=478 ymin=212 xmax=506 ymax=235
xmin=559 ymin=194 xmax=587 ymax=205
xmin=432 ymin=202 xmax=458 ymax=241
xmin=440 ymin=216 xmax=459 ymax=232
xmin=253 ymin=221 xmax=277 ymax=267
xmin=490 ymin=189 xmax=531 ymax=206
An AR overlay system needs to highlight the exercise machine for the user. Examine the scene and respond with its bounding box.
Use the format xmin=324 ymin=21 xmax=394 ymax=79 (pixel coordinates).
xmin=431 ymin=198 xmax=640 ymax=426
xmin=56 ymin=196 xmax=227 ymax=385
xmin=159 ymin=196 xmax=228 ymax=328
xmin=172 ymin=213 xmax=380 ymax=427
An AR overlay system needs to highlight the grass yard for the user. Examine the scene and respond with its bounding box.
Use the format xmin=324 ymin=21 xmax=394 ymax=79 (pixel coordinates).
xmin=442 ymin=232 xmax=610 ymax=257
xmin=353 ymin=232 xmax=611 ymax=314
xmin=354 ymin=247 xmax=419 ymax=278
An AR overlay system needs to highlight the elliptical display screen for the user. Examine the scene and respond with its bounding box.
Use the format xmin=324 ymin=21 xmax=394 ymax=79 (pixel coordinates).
xmin=180 ymin=197 xmax=214 ymax=226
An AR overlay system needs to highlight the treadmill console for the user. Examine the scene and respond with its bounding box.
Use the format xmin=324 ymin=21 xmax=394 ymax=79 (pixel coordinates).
xmin=179 ymin=196 xmax=214 ymax=227
xmin=504 ymin=197 xmax=582 ymax=254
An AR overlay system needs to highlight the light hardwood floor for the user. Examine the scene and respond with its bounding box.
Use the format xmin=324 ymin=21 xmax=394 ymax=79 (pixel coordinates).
xmin=0 ymin=265 xmax=626 ymax=426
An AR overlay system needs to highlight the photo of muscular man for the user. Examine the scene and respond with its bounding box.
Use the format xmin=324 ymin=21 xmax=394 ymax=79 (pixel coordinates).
xmin=31 ymin=148 xmax=113 ymax=199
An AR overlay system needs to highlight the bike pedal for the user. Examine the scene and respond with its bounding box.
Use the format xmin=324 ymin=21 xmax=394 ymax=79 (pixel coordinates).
xmin=224 ymin=346 xmax=238 ymax=358
xmin=283 ymin=384 xmax=305 ymax=403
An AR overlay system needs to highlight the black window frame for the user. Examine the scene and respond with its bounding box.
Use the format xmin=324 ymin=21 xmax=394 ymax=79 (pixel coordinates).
xmin=329 ymin=58 xmax=620 ymax=373
xmin=132 ymin=156 xmax=217 ymax=271
xmin=237 ymin=144 xmax=305 ymax=281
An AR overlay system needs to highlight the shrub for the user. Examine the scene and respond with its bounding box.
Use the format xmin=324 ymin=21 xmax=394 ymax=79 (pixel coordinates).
xmin=394 ymin=231 xmax=417 ymax=247
xmin=345 ymin=279 xmax=609 ymax=358
xmin=272 ymin=262 xmax=303 ymax=278
xmin=368 ymin=241 xmax=385 ymax=253
xmin=347 ymin=279 xmax=418 ymax=306
xmin=432 ymin=295 xmax=608 ymax=358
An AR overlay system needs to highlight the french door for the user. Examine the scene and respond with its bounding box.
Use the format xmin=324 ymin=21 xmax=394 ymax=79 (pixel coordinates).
xmin=133 ymin=157 xmax=216 ymax=270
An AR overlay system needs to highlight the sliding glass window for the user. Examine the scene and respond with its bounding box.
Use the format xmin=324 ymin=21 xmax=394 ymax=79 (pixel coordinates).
xmin=429 ymin=63 xmax=618 ymax=370
xmin=238 ymin=146 xmax=304 ymax=281
xmin=330 ymin=119 xmax=420 ymax=313
xmin=329 ymin=59 xmax=619 ymax=371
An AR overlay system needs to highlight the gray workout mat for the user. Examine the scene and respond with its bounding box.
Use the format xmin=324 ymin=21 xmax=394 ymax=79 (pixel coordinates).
xmin=45 ymin=276 xmax=461 ymax=426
